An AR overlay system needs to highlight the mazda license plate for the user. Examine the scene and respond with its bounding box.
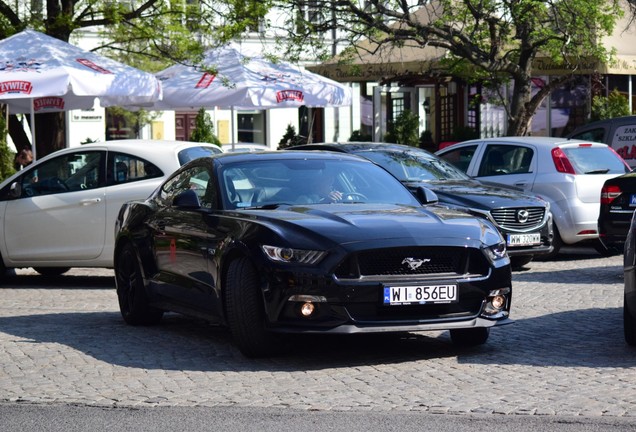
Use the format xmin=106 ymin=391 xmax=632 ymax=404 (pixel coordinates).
xmin=383 ymin=284 xmax=458 ymax=305
xmin=507 ymin=232 xmax=541 ymax=246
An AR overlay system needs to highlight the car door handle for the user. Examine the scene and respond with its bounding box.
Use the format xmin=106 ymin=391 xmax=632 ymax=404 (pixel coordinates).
xmin=79 ymin=198 xmax=102 ymax=206
xmin=514 ymin=182 xmax=527 ymax=188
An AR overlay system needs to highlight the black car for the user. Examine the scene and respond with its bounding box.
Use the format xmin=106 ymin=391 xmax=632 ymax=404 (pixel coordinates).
xmin=599 ymin=172 xmax=636 ymax=254
xmin=623 ymin=211 xmax=636 ymax=345
xmin=292 ymin=143 xmax=553 ymax=269
xmin=114 ymin=151 xmax=512 ymax=357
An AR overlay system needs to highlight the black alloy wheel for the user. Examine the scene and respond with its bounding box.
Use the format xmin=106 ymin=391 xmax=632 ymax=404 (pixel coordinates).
xmin=225 ymin=257 xmax=285 ymax=357
xmin=115 ymin=243 xmax=163 ymax=325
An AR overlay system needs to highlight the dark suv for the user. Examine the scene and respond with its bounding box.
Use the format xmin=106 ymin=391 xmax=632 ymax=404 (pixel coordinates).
xmin=292 ymin=142 xmax=553 ymax=269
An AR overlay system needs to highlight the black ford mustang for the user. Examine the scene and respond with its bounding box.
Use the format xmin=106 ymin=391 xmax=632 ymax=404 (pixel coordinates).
xmin=114 ymin=151 xmax=512 ymax=357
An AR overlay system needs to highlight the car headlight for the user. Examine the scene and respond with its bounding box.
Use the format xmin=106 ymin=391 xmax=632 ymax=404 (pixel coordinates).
xmin=261 ymin=245 xmax=327 ymax=265
xmin=483 ymin=241 xmax=507 ymax=264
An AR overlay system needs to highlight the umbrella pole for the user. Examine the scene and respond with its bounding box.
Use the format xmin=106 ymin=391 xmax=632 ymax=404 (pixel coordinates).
xmin=30 ymin=100 xmax=36 ymax=161
xmin=231 ymin=107 xmax=236 ymax=151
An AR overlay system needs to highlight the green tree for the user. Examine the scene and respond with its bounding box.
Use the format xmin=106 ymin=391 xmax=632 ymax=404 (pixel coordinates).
xmin=277 ymin=0 xmax=622 ymax=136
xmin=591 ymin=89 xmax=631 ymax=121
xmin=0 ymin=108 xmax=15 ymax=181
xmin=0 ymin=0 xmax=271 ymax=158
xmin=278 ymin=124 xmax=301 ymax=149
xmin=384 ymin=110 xmax=419 ymax=146
xmin=190 ymin=108 xmax=221 ymax=146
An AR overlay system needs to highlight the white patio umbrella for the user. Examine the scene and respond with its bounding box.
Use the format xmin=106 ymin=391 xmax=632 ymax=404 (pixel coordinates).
xmin=152 ymin=43 xmax=351 ymax=144
xmin=0 ymin=29 xmax=162 ymax=158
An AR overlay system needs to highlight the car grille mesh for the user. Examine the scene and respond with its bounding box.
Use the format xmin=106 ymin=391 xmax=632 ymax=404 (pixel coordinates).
xmin=334 ymin=246 xmax=489 ymax=279
xmin=490 ymin=207 xmax=545 ymax=230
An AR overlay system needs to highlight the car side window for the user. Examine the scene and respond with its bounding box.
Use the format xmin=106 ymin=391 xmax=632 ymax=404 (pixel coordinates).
xmin=570 ymin=127 xmax=605 ymax=143
xmin=161 ymin=165 xmax=214 ymax=208
xmin=478 ymin=145 xmax=533 ymax=176
xmin=438 ymin=145 xmax=478 ymax=172
xmin=20 ymin=151 xmax=104 ymax=198
xmin=107 ymin=152 xmax=163 ymax=186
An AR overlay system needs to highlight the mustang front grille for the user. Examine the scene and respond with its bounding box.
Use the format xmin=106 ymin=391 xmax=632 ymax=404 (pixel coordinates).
xmin=334 ymin=246 xmax=489 ymax=279
xmin=490 ymin=207 xmax=545 ymax=231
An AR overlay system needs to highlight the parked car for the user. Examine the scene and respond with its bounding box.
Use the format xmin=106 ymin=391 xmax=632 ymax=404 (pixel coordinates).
xmin=291 ymin=142 xmax=552 ymax=269
xmin=566 ymin=116 xmax=636 ymax=168
xmin=599 ymin=171 xmax=636 ymax=253
xmin=113 ymin=151 xmax=512 ymax=357
xmin=0 ymin=139 xmax=222 ymax=276
xmin=436 ymin=137 xmax=631 ymax=257
xmin=623 ymin=212 xmax=636 ymax=345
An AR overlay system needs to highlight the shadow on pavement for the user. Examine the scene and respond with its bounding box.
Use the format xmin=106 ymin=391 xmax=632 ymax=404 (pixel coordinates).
xmin=0 ymin=306 xmax=634 ymax=372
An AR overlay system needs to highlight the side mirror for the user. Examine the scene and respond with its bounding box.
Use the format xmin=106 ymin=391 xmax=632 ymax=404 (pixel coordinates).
xmin=173 ymin=189 xmax=201 ymax=209
xmin=8 ymin=182 xmax=21 ymax=198
xmin=415 ymin=186 xmax=439 ymax=205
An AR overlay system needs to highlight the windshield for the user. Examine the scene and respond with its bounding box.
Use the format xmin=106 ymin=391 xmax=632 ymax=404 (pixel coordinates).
xmin=219 ymin=158 xmax=421 ymax=209
xmin=355 ymin=149 xmax=471 ymax=182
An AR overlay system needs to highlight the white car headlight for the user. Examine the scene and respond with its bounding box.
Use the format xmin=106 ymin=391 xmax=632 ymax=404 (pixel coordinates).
xmin=261 ymin=245 xmax=327 ymax=265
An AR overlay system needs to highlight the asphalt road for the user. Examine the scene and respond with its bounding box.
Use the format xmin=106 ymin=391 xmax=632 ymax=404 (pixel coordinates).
xmin=0 ymin=246 xmax=635 ymax=430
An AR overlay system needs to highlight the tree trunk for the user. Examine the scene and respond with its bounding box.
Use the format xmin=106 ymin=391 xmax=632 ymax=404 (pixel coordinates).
xmin=8 ymin=115 xmax=31 ymax=153
xmin=35 ymin=112 xmax=66 ymax=158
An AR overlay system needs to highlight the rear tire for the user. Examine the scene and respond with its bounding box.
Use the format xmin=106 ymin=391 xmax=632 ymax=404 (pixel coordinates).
xmin=225 ymin=257 xmax=284 ymax=357
xmin=115 ymin=243 xmax=163 ymax=325
xmin=624 ymin=294 xmax=636 ymax=346
xmin=450 ymin=327 xmax=490 ymax=346
xmin=33 ymin=267 xmax=71 ymax=276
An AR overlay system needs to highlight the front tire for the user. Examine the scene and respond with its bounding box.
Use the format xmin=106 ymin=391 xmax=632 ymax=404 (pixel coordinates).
xmin=536 ymin=225 xmax=563 ymax=260
xmin=115 ymin=243 xmax=163 ymax=325
xmin=624 ymin=294 xmax=636 ymax=346
xmin=225 ymin=257 xmax=284 ymax=357
xmin=450 ymin=327 xmax=490 ymax=346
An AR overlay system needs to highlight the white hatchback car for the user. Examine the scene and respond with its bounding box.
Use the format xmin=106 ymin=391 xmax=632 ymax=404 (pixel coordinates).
xmin=436 ymin=137 xmax=631 ymax=256
xmin=0 ymin=139 xmax=222 ymax=276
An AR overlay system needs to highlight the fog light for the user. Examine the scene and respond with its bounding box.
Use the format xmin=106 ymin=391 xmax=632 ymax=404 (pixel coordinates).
xmin=300 ymin=302 xmax=315 ymax=317
xmin=491 ymin=295 xmax=506 ymax=310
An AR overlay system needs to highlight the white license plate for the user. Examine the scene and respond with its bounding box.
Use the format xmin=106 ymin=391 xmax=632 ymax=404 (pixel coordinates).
xmin=507 ymin=232 xmax=541 ymax=246
xmin=630 ymin=194 xmax=636 ymax=207
xmin=383 ymin=285 xmax=458 ymax=305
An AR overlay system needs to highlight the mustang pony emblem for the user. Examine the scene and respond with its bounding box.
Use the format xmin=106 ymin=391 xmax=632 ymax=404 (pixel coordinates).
xmin=401 ymin=257 xmax=431 ymax=270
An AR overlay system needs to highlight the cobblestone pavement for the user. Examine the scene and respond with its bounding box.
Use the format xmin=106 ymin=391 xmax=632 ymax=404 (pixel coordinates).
xmin=0 ymin=247 xmax=634 ymax=417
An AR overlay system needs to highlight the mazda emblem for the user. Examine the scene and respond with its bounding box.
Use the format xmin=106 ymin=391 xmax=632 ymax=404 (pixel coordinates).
xmin=516 ymin=209 xmax=530 ymax=223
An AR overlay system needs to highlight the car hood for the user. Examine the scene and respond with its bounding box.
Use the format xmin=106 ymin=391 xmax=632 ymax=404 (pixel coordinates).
xmin=402 ymin=179 xmax=545 ymax=210
xmin=242 ymin=203 xmax=502 ymax=249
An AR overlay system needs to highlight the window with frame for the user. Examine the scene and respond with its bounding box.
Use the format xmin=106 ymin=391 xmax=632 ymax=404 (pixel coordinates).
xmin=108 ymin=152 xmax=163 ymax=186
xmin=20 ymin=151 xmax=104 ymax=198
xmin=161 ymin=165 xmax=213 ymax=208
xmin=438 ymin=145 xmax=478 ymax=173
xmin=478 ymin=145 xmax=534 ymax=176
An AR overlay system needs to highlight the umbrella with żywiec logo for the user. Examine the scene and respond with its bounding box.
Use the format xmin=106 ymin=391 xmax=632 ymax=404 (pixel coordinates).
xmin=0 ymin=29 xmax=162 ymax=158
